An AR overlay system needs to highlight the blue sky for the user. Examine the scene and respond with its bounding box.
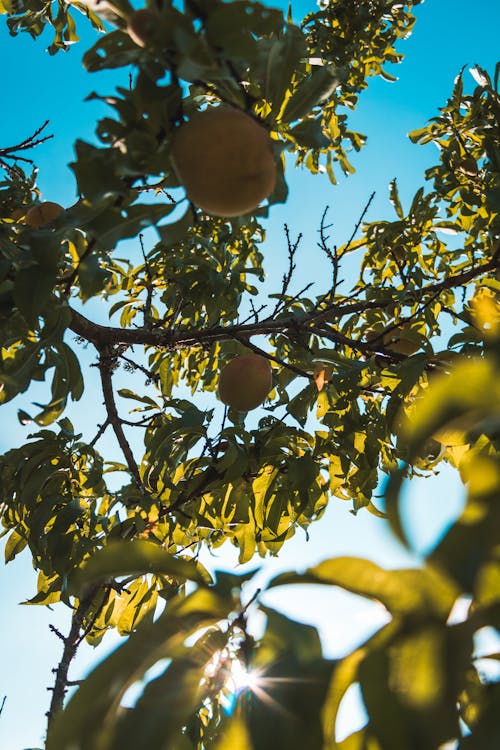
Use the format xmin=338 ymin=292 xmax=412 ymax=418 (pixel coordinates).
xmin=0 ymin=0 xmax=499 ymax=747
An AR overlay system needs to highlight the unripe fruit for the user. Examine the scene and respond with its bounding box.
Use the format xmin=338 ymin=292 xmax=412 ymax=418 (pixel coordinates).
xmin=218 ymin=354 xmax=272 ymax=411
xmin=127 ymin=8 xmax=158 ymax=47
xmin=171 ymin=108 xmax=277 ymax=217
xmin=25 ymin=201 xmax=64 ymax=229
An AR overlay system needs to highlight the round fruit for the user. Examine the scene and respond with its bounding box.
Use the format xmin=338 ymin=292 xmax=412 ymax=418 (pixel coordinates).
xmin=10 ymin=208 xmax=26 ymax=222
xmin=171 ymin=108 xmax=277 ymax=217
xmin=218 ymin=354 xmax=273 ymax=412
xmin=25 ymin=201 xmax=64 ymax=229
xmin=127 ymin=8 xmax=158 ymax=47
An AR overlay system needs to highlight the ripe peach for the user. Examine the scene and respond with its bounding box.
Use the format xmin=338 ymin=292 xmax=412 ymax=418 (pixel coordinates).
xmin=218 ymin=354 xmax=272 ymax=411
xmin=171 ymin=108 xmax=277 ymax=217
xmin=24 ymin=201 xmax=64 ymax=229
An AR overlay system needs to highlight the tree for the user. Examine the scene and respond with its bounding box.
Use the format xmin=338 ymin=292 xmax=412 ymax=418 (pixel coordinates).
xmin=0 ymin=0 xmax=499 ymax=748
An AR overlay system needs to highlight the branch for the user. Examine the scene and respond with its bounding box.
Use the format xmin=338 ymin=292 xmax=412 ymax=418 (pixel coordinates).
xmin=0 ymin=121 xmax=53 ymax=171
xmin=317 ymin=206 xmax=341 ymax=293
xmin=46 ymin=587 xmax=99 ymax=732
xmin=271 ymin=225 xmax=302 ymax=317
xmin=97 ymin=346 xmax=142 ymax=487
xmin=68 ymin=253 xmax=498 ymax=354
xmin=89 ymin=418 xmax=110 ymax=448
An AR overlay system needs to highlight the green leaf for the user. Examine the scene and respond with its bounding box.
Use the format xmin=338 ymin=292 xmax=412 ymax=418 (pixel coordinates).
xmin=69 ymin=540 xmax=212 ymax=595
xmin=360 ymin=624 xmax=462 ymax=749
xmin=264 ymin=25 xmax=307 ymax=117
xmin=389 ymin=178 xmax=404 ymax=219
xmin=157 ymin=207 xmax=194 ymax=246
xmin=77 ymin=253 xmax=108 ymax=302
xmin=282 ymin=65 xmax=342 ymax=123
xmin=112 ymin=656 xmax=204 ymax=748
xmin=260 ymin=604 xmax=323 ymax=663
xmin=4 ymin=529 xmax=28 ymax=562
xmin=245 ymin=651 xmax=335 ymax=750
xmin=13 ymin=264 xmax=56 ymax=326
xmin=399 ymin=359 xmax=500 ymax=454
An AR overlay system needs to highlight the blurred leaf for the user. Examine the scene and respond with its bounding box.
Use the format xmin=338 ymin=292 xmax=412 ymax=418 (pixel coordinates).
xmin=214 ymin=715 xmax=253 ymax=750
xmin=269 ymin=557 xmax=457 ymax=618
xmin=69 ymin=540 xmax=212 ymax=595
xmin=46 ymin=587 xmax=230 ymax=749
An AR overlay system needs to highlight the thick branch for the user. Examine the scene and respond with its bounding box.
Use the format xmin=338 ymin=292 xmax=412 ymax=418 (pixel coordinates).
xmin=69 ymin=255 xmax=499 ymax=353
xmin=46 ymin=588 xmax=98 ymax=732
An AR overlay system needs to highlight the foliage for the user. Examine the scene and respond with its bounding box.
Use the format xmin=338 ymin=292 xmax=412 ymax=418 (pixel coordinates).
xmin=0 ymin=0 xmax=499 ymax=748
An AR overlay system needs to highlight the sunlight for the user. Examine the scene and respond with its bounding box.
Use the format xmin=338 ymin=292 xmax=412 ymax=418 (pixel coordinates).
xmin=226 ymin=658 xmax=262 ymax=694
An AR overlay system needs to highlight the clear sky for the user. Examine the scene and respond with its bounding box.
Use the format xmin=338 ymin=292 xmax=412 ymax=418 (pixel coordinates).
xmin=0 ymin=1 xmax=499 ymax=747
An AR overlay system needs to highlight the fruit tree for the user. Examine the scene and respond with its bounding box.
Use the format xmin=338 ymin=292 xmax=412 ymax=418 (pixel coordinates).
xmin=0 ymin=1 xmax=499 ymax=748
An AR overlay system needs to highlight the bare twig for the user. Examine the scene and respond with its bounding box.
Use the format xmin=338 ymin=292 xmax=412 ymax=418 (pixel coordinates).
xmin=271 ymin=225 xmax=302 ymax=316
xmin=0 ymin=121 xmax=53 ymax=171
xmin=239 ymin=300 xmax=267 ymax=325
xmin=49 ymin=624 xmax=66 ymax=642
xmin=139 ymin=234 xmax=155 ymax=330
xmin=119 ymin=352 xmax=160 ymax=384
xmin=343 ymin=191 xmax=376 ymax=255
xmin=317 ymin=206 xmax=341 ymax=293
xmin=312 ymin=192 xmax=375 ymax=314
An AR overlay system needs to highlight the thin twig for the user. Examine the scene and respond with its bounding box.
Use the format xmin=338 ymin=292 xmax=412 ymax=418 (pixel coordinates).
xmin=317 ymin=206 xmax=341 ymax=293
xmin=0 ymin=121 xmax=53 ymax=169
xmin=98 ymin=346 xmax=142 ymax=487
xmin=119 ymin=352 xmax=160 ymax=384
xmin=343 ymin=191 xmax=376 ymax=254
xmin=139 ymin=234 xmax=155 ymax=330
xmin=232 ymin=335 xmax=312 ymax=379
xmin=271 ymin=225 xmax=302 ymax=316
xmin=89 ymin=419 xmax=110 ymax=448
